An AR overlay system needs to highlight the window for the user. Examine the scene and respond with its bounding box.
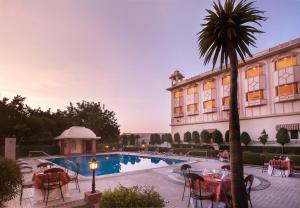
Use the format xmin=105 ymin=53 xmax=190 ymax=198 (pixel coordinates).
xmin=222 ymin=75 xmax=230 ymax=85
xmin=291 ymin=130 xmax=299 ymax=139
xmin=203 ymin=80 xmax=216 ymax=90
xmin=245 ymin=66 xmax=263 ymax=78
xmin=222 ymin=97 xmax=230 ymax=106
xmin=276 ymin=83 xmax=298 ymax=96
xmin=203 ymin=100 xmax=216 ymax=109
xmin=187 ymin=104 xmax=198 ymax=112
xmin=187 ymin=86 xmax=198 ymax=95
xmin=174 ymin=90 xmax=183 ymax=98
xmin=246 ymin=90 xmax=264 ymax=101
xmin=275 ymin=56 xmax=297 ymax=70
xmin=174 ymin=106 xmax=184 ymax=114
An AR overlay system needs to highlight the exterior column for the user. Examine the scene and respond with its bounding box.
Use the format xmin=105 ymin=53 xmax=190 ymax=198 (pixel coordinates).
xmin=67 ymin=139 xmax=71 ymax=155
xmin=82 ymin=140 xmax=87 ymax=154
xmin=92 ymin=139 xmax=97 ymax=156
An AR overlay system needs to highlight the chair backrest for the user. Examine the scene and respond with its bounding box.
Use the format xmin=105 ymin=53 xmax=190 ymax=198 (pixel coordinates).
xmin=244 ymin=174 xmax=254 ymax=194
xmin=37 ymin=162 xmax=54 ymax=168
xmin=75 ymin=162 xmax=80 ymax=176
xmin=180 ymin=164 xmax=191 ymax=171
xmin=44 ymin=167 xmax=64 ymax=174
xmin=221 ymin=165 xmax=230 ymax=171
xmin=186 ymin=173 xmax=204 ymax=196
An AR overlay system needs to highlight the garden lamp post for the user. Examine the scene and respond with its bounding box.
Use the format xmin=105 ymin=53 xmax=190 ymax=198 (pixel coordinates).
xmin=89 ymin=158 xmax=98 ymax=193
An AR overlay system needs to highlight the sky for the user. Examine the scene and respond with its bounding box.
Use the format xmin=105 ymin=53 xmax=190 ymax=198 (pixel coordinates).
xmin=0 ymin=0 xmax=300 ymax=133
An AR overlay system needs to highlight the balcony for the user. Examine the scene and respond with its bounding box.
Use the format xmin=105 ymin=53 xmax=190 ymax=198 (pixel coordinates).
xmin=275 ymin=94 xmax=300 ymax=103
xmin=222 ymin=105 xmax=230 ymax=111
xmin=245 ymin=99 xmax=267 ymax=107
xmin=203 ymin=107 xmax=217 ymax=114
xmin=187 ymin=110 xmax=199 ymax=116
xmin=173 ymin=112 xmax=184 ymax=118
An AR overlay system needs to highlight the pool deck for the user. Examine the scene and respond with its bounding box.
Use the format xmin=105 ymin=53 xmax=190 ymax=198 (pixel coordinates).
xmin=7 ymin=152 xmax=300 ymax=208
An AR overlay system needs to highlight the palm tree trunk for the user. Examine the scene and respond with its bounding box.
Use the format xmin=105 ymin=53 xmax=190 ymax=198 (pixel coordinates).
xmin=228 ymin=50 xmax=248 ymax=208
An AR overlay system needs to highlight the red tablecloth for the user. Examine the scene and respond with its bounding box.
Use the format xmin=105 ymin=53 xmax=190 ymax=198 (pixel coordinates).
xmin=218 ymin=151 xmax=230 ymax=159
xmin=269 ymin=159 xmax=293 ymax=171
xmin=201 ymin=175 xmax=231 ymax=202
xmin=32 ymin=172 xmax=71 ymax=189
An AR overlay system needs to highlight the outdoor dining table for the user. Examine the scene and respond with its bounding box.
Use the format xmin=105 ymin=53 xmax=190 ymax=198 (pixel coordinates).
xmin=32 ymin=171 xmax=71 ymax=203
xmin=267 ymin=159 xmax=293 ymax=177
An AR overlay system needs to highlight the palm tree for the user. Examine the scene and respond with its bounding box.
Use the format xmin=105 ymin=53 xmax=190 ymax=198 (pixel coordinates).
xmin=197 ymin=0 xmax=265 ymax=207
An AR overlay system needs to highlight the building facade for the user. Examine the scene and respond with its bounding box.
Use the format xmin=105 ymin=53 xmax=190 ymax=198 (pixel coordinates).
xmin=167 ymin=38 xmax=300 ymax=144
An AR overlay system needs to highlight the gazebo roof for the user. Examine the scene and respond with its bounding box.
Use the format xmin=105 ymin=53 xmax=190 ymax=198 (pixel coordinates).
xmin=55 ymin=126 xmax=101 ymax=140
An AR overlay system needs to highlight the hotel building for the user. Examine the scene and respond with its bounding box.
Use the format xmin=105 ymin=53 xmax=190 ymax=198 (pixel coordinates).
xmin=167 ymin=38 xmax=300 ymax=144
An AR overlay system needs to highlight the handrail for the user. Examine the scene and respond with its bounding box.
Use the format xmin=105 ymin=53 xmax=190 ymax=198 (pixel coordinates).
xmin=28 ymin=151 xmax=50 ymax=157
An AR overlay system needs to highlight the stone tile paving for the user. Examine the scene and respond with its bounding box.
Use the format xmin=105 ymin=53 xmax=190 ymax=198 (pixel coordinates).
xmin=6 ymin=156 xmax=300 ymax=208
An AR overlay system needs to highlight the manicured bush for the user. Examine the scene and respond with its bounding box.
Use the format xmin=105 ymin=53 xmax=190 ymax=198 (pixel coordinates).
xmin=147 ymin=146 xmax=157 ymax=152
xmin=100 ymin=185 xmax=165 ymax=208
xmin=120 ymin=134 xmax=128 ymax=146
xmin=0 ymin=157 xmax=22 ymax=207
xmin=174 ymin=133 xmax=181 ymax=144
xmin=158 ymin=147 xmax=170 ymax=153
xmin=192 ymin=131 xmax=200 ymax=144
xmin=240 ymin=132 xmax=251 ymax=146
xmin=161 ymin=133 xmax=172 ymax=144
xmin=201 ymin=130 xmax=211 ymax=143
xmin=184 ymin=131 xmax=192 ymax=143
xmin=225 ymin=130 xmax=229 ymax=143
xmin=276 ymin=128 xmax=290 ymax=153
xmin=149 ymin=134 xmax=161 ymax=145
xmin=212 ymin=130 xmax=223 ymax=145
xmin=258 ymin=129 xmax=268 ymax=146
xmin=123 ymin=146 xmax=141 ymax=152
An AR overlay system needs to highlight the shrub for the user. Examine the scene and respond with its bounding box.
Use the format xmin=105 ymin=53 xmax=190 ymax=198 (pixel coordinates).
xmin=120 ymin=134 xmax=128 ymax=146
xmin=0 ymin=157 xmax=22 ymax=207
xmin=276 ymin=128 xmax=290 ymax=153
xmin=200 ymin=130 xmax=211 ymax=143
xmin=149 ymin=134 xmax=161 ymax=145
xmin=212 ymin=130 xmax=223 ymax=145
xmin=123 ymin=146 xmax=141 ymax=152
xmin=258 ymin=129 xmax=268 ymax=147
xmin=162 ymin=133 xmax=172 ymax=144
xmin=174 ymin=133 xmax=181 ymax=144
xmin=240 ymin=132 xmax=251 ymax=146
xmin=192 ymin=131 xmax=200 ymax=144
xmin=100 ymin=185 xmax=165 ymax=208
xmin=225 ymin=130 xmax=229 ymax=143
xmin=183 ymin=131 xmax=192 ymax=143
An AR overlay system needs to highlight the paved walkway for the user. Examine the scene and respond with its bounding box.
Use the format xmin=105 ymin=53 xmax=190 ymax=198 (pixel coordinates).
xmin=6 ymin=155 xmax=300 ymax=208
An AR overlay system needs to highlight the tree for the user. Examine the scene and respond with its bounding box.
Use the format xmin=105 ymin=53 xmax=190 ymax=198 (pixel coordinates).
xmin=174 ymin=133 xmax=181 ymax=144
xmin=183 ymin=131 xmax=192 ymax=143
xmin=212 ymin=130 xmax=223 ymax=145
xmin=225 ymin=130 xmax=230 ymax=143
xmin=197 ymin=0 xmax=265 ymax=206
xmin=276 ymin=128 xmax=290 ymax=154
xmin=120 ymin=134 xmax=128 ymax=146
xmin=129 ymin=134 xmax=136 ymax=145
xmin=192 ymin=131 xmax=200 ymax=144
xmin=149 ymin=134 xmax=161 ymax=145
xmin=0 ymin=157 xmax=22 ymax=207
xmin=162 ymin=133 xmax=172 ymax=144
xmin=200 ymin=130 xmax=211 ymax=143
xmin=258 ymin=129 xmax=268 ymax=149
xmin=240 ymin=132 xmax=251 ymax=146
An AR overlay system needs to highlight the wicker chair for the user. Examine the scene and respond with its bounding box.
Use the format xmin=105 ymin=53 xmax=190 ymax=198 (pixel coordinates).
xmin=186 ymin=173 xmax=215 ymax=208
xmin=181 ymin=164 xmax=191 ymax=201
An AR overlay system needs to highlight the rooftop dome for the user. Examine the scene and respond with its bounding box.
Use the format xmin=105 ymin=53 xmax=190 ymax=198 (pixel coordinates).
xmin=55 ymin=126 xmax=101 ymax=140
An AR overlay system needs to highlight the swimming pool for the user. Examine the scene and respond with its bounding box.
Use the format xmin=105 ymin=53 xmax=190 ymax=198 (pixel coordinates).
xmin=47 ymin=154 xmax=185 ymax=177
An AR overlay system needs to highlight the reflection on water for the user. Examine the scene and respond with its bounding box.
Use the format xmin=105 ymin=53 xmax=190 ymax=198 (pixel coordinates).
xmin=47 ymin=154 xmax=185 ymax=177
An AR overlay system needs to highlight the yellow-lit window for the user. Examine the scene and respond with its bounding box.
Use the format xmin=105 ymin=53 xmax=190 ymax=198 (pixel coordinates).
xmin=246 ymin=66 xmax=263 ymax=78
xmin=174 ymin=90 xmax=183 ymax=98
xmin=246 ymin=90 xmax=264 ymax=101
xmin=203 ymin=100 xmax=216 ymax=109
xmin=222 ymin=97 xmax=230 ymax=106
xmin=222 ymin=75 xmax=230 ymax=85
xmin=203 ymin=80 xmax=216 ymax=90
xmin=276 ymin=83 xmax=298 ymax=96
xmin=275 ymin=56 xmax=297 ymax=70
xmin=174 ymin=106 xmax=184 ymax=114
xmin=187 ymin=86 xmax=198 ymax=95
xmin=187 ymin=104 xmax=198 ymax=112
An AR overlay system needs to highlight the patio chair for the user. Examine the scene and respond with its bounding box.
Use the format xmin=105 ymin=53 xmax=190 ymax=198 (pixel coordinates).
xmin=20 ymin=180 xmax=33 ymax=205
xmin=69 ymin=162 xmax=81 ymax=192
xmin=43 ymin=168 xmax=65 ymax=205
xmin=260 ymin=154 xmax=269 ymax=173
xmin=221 ymin=165 xmax=230 ymax=171
xmin=181 ymin=164 xmax=192 ymax=201
xmin=186 ymin=173 xmax=215 ymax=208
xmin=225 ymin=174 xmax=254 ymax=208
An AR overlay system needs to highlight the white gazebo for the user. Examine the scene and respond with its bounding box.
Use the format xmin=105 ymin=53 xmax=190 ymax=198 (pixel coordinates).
xmin=55 ymin=126 xmax=101 ymax=155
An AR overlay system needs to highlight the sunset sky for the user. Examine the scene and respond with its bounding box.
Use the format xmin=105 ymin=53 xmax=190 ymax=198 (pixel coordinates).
xmin=0 ymin=0 xmax=300 ymax=133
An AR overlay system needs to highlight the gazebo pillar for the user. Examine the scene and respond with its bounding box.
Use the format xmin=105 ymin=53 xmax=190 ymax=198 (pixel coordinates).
xmin=82 ymin=140 xmax=87 ymax=154
xmin=92 ymin=139 xmax=97 ymax=156
xmin=67 ymin=139 xmax=71 ymax=155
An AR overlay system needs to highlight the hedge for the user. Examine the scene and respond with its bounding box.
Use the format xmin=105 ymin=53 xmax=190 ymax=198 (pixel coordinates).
xmin=171 ymin=144 xmax=214 ymax=150
xmin=123 ymin=146 xmax=141 ymax=152
xmin=219 ymin=145 xmax=300 ymax=155
xmin=16 ymin=145 xmax=60 ymax=158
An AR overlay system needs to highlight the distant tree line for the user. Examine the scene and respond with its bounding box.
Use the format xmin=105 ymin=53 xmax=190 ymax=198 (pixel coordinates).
xmin=0 ymin=95 xmax=120 ymax=145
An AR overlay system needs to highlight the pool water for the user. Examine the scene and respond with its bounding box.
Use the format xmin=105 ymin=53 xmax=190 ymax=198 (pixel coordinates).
xmin=47 ymin=154 xmax=185 ymax=176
